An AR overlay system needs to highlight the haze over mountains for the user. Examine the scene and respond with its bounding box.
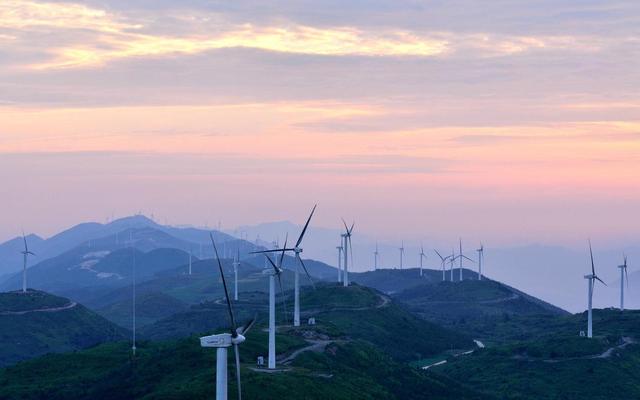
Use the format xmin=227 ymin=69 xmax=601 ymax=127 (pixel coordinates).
xmin=2 ymin=215 xmax=638 ymax=313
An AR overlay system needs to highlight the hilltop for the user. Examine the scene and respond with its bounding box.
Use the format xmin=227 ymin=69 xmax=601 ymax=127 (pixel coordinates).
xmin=0 ymin=284 xmax=492 ymax=400
xmin=0 ymin=290 xmax=127 ymax=366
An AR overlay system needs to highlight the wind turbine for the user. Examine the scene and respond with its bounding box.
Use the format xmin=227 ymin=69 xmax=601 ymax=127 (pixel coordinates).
xmin=374 ymin=242 xmax=379 ymax=271
xmin=20 ymin=233 xmax=35 ymax=293
xmin=419 ymin=244 xmax=426 ymax=277
xmin=341 ymin=219 xmax=354 ymax=287
xmin=263 ymin=239 xmax=288 ymax=370
xmin=457 ymin=239 xmax=474 ymax=281
xmin=618 ymin=254 xmax=629 ymax=311
xmin=252 ymin=205 xmax=316 ymax=327
xmin=449 ymin=249 xmax=455 ymax=281
xmin=476 ymin=244 xmax=484 ymax=280
xmin=233 ymin=249 xmax=240 ymax=301
xmin=585 ymin=241 xmax=606 ymax=338
xmin=336 ymin=244 xmax=343 ymax=282
xmin=399 ymin=241 xmax=404 ymax=270
xmin=434 ymin=250 xmax=449 ymax=281
xmin=200 ymin=234 xmax=255 ymax=400
xmin=127 ymin=231 xmax=137 ymax=357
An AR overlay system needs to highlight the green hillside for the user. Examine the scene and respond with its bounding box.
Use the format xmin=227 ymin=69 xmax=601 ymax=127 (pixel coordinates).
xmin=0 ymin=320 xmax=491 ymax=400
xmin=139 ymin=283 xmax=474 ymax=362
xmin=436 ymin=309 xmax=640 ymax=400
xmin=0 ymin=290 xmax=127 ymax=366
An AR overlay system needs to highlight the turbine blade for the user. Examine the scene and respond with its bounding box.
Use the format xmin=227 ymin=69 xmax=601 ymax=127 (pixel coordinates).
xmin=264 ymin=254 xmax=280 ymax=275
xmin=341 ymin=218 xmax=349 ymax=233
xmin=349 ymin=222 xmax=355 ymax=234
xmin=462 ymin=255 xmax=475 ymax=263
xmin=210 ymin=233 xmax=237 ymax=333
xmin=434 ymin=249 xmax=444 ymax=262
xmin=595 ymin=275 xmax=607 ymax=286
xmin=297 ymin=254 xmax=315 ymax=289
xmin=250 ymin=248 xmax=294 ymax=254
xmin=625 ymin=266 xmax=629 ymax=288
xmin=277 ymin=273 xmax=288 ymax=322
xmin=237 ymin=315 xmax=257 ymax=336
xmin=280 ymin=234 xmax=288 ymax=269
xmin=233 ymin=344 xmax=242 ymax=400
xmin=296 ymin=205 xmax=317 ymax=248
xmin=589 ymin=240 xmax=596 ymax=276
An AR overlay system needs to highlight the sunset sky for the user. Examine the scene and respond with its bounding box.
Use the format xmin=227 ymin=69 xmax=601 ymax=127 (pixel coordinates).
xmin=1 ymin=0 xmax=639 ymax=247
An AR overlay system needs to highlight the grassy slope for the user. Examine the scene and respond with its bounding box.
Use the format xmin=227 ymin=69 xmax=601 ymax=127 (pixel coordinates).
xmin=0 ymin=291 xmax=127 ymax=366
xmin=141 ymin=283 xmax=474 ymax=361
xmin=436 ymin=308 xmax=640 ymax=400
xmin=0 ymin=329 xmax=491 ymax=400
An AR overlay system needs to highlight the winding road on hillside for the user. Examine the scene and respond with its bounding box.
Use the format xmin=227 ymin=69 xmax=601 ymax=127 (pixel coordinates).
xmin=0 ymin=302 xmax=77 ymax=316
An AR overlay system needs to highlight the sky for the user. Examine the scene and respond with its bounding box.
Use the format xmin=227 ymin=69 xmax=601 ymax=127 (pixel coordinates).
xmin=1 ymin=0 xmax=639 ymax=247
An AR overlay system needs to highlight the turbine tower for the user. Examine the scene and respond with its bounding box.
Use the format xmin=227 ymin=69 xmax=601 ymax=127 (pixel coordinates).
xmin=419 ymin=244 xmax=426 ymax=277
xmin=476 ymin=244 xmax=484 ymax=280
xmin=336 ymin=244 xmax=343 ymax=282
xmin=20 ymin=233 xmax=35 ymax=293
xmin=374 ymin=242 xmax=379 ymax=271
xmin=585 ymin=241 xmax=606 ymax=338
xmin=434 ymin=250 xmax=449 ymax=281
xmin=188 ymin=247 xmax=193 ymax=275
xmin=201 ymin=234 xmax=255 ymax=400
xmin=341 ymin=219 xmax=354 ymax=287
xmin=618 ymin=255 xmax=629 ymax=311
xmin=399 ymin=241 xmax=404 ymax=270
xmin=252 ymin=205 xmax=316 ymax=327
xmin=233 ymin=249 xmax=240 ymax=301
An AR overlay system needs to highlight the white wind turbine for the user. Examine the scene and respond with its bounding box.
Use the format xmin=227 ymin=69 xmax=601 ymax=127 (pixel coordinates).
xmin=252 ymin=205 xmax=316 ymax=327
xmin=20 ymin=233 xmax=35 ymax=293
xmin=419 ymin=244 xmax=426 ymax=277
xmin=618 ymin=254 xmax=629 ymax=311
xmin=374 ymin=242 xmax=379 ymax=271
xmin=341 ymin=219 xmax=354 ymax=287
xmin=449 ymin=249 xmax=456 ymax=281
xmin=399 ymin=241 xmax=405 ymax=270
xmin=263 ymin=241 xmax=288 ymax=370
xmin=233 ymin=249 xmax=240 ymax=301
xmin=336 ymin=243 xmax=343 ymax=283
xmin=434 ymin=250 xmax=449 ymax=281
xmin=585 ymin=241 xmax=606 ymax=338
xmin=126 ymin=231 xmax=137 ymax=357
xmin=457 ymin=239 xmax=474 ymax=281
xmin=200 ymin=234 xmax=255 ymax=400
xmin=476 ymin=244 xmax=484 ymax=280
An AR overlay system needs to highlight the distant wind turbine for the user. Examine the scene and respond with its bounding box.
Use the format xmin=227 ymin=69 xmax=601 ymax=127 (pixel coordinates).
xmin=419 ymin=244 xmax=426 ymax=277
xmin=434 ymin=250 xmax=449 ymax=281
xmin=585 ymin=241 xmax=606 ymax=338
xmin=618 ymin=254 xmax=629 ymax=311
xmin=188 ymin=247 xmax=193 ymax=275
xmin=233 ymin=249 xmax=240 ymax=301
xmin=374 ymin=242 xmax=379 ymax=271
xmin=341 ymin=219 xmax=354 ymax=287
xmin=20 ymin=233 xmax=35 ymax=293
xmin=476 ymin=244 xmax=484 ymax=280
xmin=456 ymin=239 xmax=474 ymax=281
xmin=201 ymin=234 xmax=255 ymax=400
xmin=449 ymin=249 xmax=455 ymax=281
xmin=399 ymin=241 xmax=404 ymax=270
